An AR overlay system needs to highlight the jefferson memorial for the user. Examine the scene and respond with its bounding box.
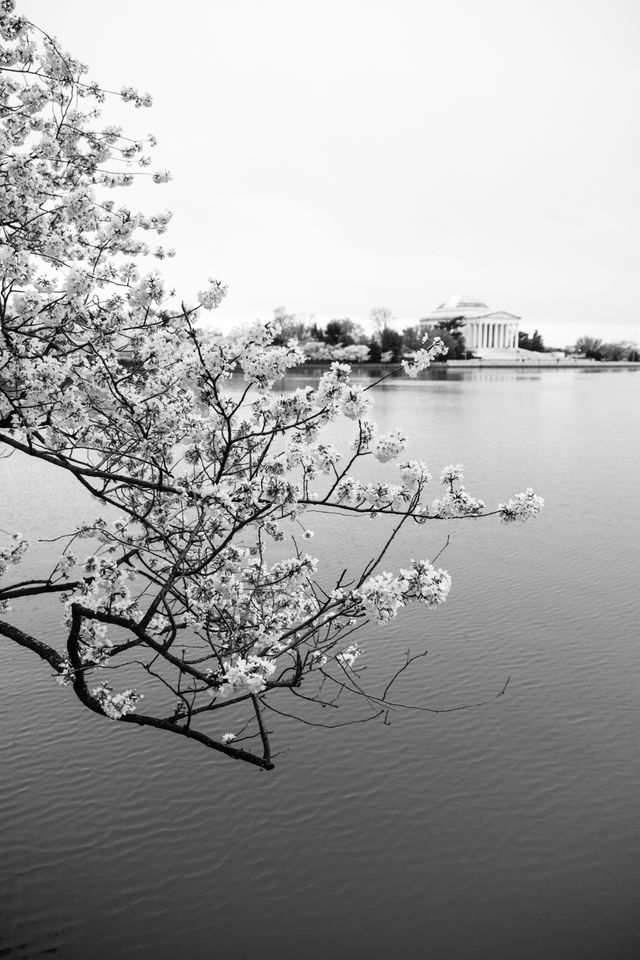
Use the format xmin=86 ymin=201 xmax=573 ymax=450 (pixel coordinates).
xmin=420 ymin=294 xmax=520 ymax=354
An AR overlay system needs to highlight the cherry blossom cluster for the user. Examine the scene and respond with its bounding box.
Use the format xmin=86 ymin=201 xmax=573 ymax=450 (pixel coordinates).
xmin=183 ymin=552 xmax=320 ymax=657
xmin=432 ymin=465 xmax=485 ymax=518
xmin=398 ymin=460 xmax=432 ymax=491
xmin=197 ymin=279 xmax=228 ymax=310
xmin=432 ymin=487 xmax=486 ymax=518
xmin=336 ymin=477 xmax=409 ymax=511
xmin=355 ymin=572 xmax=405 ymax=623
xmin=401 ymin=336 xmax=449 ymax=377
xmin=336 ymin=643 xmax=363 ymax=669
xmin=440 ymin=464 xmax=464 ymax=486
xmin=209 ymin=655 xmax=278 ymax=699
xmin=91 ymin=681 xmax=143 ymax=720
xmin=62 ymin=563 xmax=139 ymax=623
xmin=372 ymin=431 xmax=407 ymax=463
xmin=0 ymin=532 xmax=28 ymax=612
xmin=498 ymin=489 xmax=545 ymax=523
xmin=0 ymin=532 xmax=28 ymax=579
xmin=56 ymin=619 xmax=113 ymax=685
xmin=355 ymin=559 xmax=451 ymax=624
xmin=341 ymin=385 xmax=370 ymax=420
xmin=397 ymin=560 xmax=452 ymax=607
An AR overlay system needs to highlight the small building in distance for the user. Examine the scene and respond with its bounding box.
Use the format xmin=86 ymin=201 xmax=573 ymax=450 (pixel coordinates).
xmin=420 ymin=294 xmax=520 ymax=355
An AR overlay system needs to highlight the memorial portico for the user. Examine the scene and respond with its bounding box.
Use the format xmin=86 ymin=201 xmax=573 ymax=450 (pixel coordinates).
xmin=420 ymin=295 xmax=520 ymax=354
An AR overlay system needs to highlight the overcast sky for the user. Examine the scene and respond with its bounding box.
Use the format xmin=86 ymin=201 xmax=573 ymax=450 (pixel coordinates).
xmin=22 ymin=0 xmax=640 ymax=347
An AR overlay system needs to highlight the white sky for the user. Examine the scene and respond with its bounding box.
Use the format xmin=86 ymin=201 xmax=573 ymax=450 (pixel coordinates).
xmin=21 ymin=0 xmax=640 ymax=347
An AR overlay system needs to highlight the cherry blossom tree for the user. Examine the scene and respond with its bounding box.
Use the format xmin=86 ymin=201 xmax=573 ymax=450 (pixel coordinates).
xmin=0 ymin=3 xmax=543 ymax=770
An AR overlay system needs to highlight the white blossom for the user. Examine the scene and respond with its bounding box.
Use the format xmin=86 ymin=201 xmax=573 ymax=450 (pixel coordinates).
xmin=356 ymin=572 xmax=405 ymax=623
xmin=397 ymin=560 xmax=452 ymax=607
xmin=197 ymin=279 xmax=227 ymax=310
xmin=372 ymin=430 xmax=407 ymax=463
xmin=0 ymin=533 xmax=29 ymax=579
xmin=214 ymin=655 xmax=277 ymax=699
xmin=440 ymin=464 xmax=464 ymax=485
xmin=432 ymin=487 xmax=485 ymax=518
xmin=336 ymin=643 xmax=362 ymax=668
xmin=91 ymin=681 xmax=143 ymax=719
xmin=498 ymin=489 xmax=545 ymax=523
xmin=341 ymin=385 xmax=369 ymax=420
xmin=402 ymin=337 xmax=448 ymax=377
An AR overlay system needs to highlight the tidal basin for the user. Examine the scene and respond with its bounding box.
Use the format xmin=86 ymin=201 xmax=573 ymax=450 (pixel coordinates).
xmin=2 ymin=366 xmax=639 ymax=959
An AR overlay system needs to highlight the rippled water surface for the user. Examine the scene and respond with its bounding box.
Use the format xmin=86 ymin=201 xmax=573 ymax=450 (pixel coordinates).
xmin=2 ymin=367 xmax=640 ymax=959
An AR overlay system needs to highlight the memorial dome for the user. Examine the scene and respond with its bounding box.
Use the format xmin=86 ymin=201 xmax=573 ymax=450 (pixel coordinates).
xmin=436 ymin=294 xmax=489 ymax=311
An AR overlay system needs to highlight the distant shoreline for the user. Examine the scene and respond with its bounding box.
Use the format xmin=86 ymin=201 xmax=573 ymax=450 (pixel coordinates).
xmin=445 ymin=359 xmax=640 ymax=369
xmin=294 ymin=359 xmax=640 ymax=374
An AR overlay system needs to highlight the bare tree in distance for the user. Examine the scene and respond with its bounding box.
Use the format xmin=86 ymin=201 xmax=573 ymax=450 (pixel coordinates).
xmin=369 ymin=307 xmax=394 ymax=336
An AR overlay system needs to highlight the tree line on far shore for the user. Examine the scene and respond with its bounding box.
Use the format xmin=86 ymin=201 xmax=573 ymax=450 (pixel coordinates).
xmin=263 ymin=308 xmax=640 ymax=363
xmin=569 ymin=336 xmax=640 ymax=362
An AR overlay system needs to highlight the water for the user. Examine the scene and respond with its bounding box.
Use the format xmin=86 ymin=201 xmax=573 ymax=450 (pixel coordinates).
xmin=2 ymin=367 xmax=640 ymax=959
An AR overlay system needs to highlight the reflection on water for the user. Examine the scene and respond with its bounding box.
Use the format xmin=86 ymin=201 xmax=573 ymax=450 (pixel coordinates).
xmin=2 ymin=368 xmax=640 ymax=959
